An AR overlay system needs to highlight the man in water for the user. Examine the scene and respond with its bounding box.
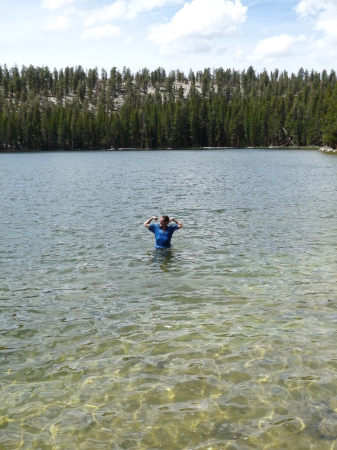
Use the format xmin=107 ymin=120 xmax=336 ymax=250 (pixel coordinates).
xmin=144 ymin=215 xmax=183 ymax=249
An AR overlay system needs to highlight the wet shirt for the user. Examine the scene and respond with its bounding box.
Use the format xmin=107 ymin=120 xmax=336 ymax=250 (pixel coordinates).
xmin=148 ymin=223 xmax=179 ymax=249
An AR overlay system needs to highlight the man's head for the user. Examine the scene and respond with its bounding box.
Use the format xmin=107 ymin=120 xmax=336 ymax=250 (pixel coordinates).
xmin=160 ymin=215 xmax=169 ymax=227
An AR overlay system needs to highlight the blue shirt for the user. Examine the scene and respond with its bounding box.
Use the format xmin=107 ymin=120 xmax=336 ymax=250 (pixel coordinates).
xmin=149 ymin=223 xmax=179 ymax=249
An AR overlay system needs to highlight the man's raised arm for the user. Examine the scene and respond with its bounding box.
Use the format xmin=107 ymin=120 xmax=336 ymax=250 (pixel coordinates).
xmin=144 ymin=216 xmax=158 ymax=228
xmin=169 ymin=218 xmax=183 ymax=229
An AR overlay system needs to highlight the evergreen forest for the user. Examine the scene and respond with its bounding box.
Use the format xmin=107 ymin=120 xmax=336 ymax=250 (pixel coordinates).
xmin=0 ymin=64 xmax=337 ymax=151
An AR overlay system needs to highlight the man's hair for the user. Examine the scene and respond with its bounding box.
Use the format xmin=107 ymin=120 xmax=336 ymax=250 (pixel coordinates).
xmin=162 ymin=215 xmax=169 ymax=223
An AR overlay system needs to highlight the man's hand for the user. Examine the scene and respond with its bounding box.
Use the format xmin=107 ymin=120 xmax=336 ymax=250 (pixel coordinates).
xmin=169 ymin=218 xmax=183 ymax=228
xmin=144 ymin=216 xmax=158 ymax=227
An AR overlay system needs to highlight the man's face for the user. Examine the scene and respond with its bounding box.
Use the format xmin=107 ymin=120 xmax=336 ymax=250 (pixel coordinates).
xmin=160 ymin=217 xmax=168 ymax=228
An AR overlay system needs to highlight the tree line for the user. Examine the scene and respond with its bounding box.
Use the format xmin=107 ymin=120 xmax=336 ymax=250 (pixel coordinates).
xmin=0 ymin=64 xmax=336 ymax=150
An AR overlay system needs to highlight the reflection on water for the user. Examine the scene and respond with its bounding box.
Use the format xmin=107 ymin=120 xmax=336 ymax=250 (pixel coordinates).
xmin=1 ymin=150 xmax=337 ymax=449
xmin=149 ymin=249 xmax=177 ymax=272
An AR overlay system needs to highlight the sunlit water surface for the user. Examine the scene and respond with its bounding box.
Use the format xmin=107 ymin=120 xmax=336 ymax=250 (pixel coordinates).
xmin=1 ymin=150 xmax=337 ymax=450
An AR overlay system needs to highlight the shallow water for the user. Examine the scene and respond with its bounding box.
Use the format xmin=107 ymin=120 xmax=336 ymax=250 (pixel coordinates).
xmin=1 ymin=149 xmax=337 ymax=449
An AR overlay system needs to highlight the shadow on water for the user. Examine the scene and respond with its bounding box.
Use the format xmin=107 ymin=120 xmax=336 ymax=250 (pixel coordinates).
xmin=148 ymin=248 xmax=176 ymax=272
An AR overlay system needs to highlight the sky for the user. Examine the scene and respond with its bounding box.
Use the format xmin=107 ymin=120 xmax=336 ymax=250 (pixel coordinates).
xmin=1 ymin=0 xmax=337 ymax=74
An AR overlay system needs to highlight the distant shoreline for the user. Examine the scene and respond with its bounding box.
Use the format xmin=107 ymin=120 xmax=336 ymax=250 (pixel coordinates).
xmin=0 ymin=146 xmax=323 ymax=154
xmin=2 ymin=65 xmax=336 ymax=153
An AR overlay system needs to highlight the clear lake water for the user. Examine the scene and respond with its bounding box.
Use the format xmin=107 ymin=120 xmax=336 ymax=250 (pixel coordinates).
xmin=1 ymin=149 xmax=337 ymax=449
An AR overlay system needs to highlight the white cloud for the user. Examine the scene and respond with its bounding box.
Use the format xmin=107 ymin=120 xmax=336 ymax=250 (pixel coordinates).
xmin=84 ymin=0 xmax=125 ymax=27
xmin=125 ymin=0 xmax=183 ymax=17
xmin=295 ymin=0 xmax=324 ymax=18
xmin=248 ymin=34 xmax=306 ymax=62
xmin=41 ymin=3 xmax=81 ymax=32
xmin=148 ymin=0 xmax=247 ymax=55
xmin=80 ymin=24 xmax=122 ymax=40
xmin=296 ymin=0 xmax=337 ymax=60
xmin=84 ymin=0 xmax=183 ymax=27
xmin=42 ymin=0 xmax=78 ymax=10
xmin=45 ymin=14 xmax=70 ymax=30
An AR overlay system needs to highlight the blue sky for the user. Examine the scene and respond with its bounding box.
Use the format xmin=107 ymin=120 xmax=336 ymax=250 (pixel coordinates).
xmin=1 ymin=0 xmax=336 ymax=74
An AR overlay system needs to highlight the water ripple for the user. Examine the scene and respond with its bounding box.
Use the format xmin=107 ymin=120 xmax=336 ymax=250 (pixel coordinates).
xmin=1 ymin=150 xmax=337 ymax=449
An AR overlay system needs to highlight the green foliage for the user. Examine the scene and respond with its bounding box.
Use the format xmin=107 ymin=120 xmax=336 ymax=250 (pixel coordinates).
xmin=0 ymin=64 xmax=336 ymax=150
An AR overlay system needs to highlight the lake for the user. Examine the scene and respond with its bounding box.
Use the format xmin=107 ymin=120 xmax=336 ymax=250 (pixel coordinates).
xmin=1 ymin=149 xmax=337 ymax=449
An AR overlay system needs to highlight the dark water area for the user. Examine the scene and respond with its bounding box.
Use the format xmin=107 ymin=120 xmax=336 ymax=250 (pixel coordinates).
xmin=1 ymin=149 xmax=337 ymax=449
